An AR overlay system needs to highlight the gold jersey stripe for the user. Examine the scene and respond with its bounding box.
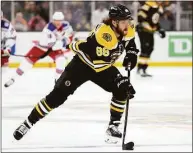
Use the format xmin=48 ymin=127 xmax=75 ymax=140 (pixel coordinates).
xmin=110 ymin=105 xmax=124 ymax=113
xmin=77 ymin=52 xmax=112 ymax=72
xmin=42 ymin=100 xmax=52 ymax=111
xmin=93 ymin=60 xmax=111 ymax=65
xmin=145 ymin=1 xmax=158 ymax=8
xmin=69 ymin=42 xmax=113 ymax=72
xmin=138 ymin=10 xmax=147 ymax=18
xmin=35 ymin=105 xmax=44 ymax=117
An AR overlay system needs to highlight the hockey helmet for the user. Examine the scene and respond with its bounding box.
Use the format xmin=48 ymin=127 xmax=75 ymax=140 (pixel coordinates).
xmin=109 ymin=4 xmax=132 ymax=20
xmin=52 ymin=11 xmax=64 ymax=20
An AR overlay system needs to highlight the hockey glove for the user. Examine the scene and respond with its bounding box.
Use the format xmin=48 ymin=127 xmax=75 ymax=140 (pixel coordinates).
xmin=2 ymin=48 xmax=11 ymax=57
xmin=115 ymin=75 xmax=136 ymax=99
xmin=158 ymin=28 xmax=166 ymax=38
xmin=123 ymin=47 xmax=139 ymax=70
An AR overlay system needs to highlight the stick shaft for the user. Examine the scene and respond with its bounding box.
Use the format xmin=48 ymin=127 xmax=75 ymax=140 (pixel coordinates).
xmin=122 ymin=66 xmax=131 ymax=147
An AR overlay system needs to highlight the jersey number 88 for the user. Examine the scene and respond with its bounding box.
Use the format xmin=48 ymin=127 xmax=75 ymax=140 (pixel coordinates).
xmin=96 ymin=47 xmax=109 ymax=57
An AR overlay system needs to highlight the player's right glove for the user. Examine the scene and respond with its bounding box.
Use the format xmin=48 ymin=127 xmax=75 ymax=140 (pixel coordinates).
xmin=123 ymin=47 xmax=139 ymax=70
xmin=115 ymin=75 xmax=136 ymax=99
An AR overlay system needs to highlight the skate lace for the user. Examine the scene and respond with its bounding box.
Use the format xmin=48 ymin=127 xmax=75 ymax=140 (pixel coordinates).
xmin=109 ymin=122 xmax=122 ymax=135
xmin=18 ymin=124 xmax=29 ymax=135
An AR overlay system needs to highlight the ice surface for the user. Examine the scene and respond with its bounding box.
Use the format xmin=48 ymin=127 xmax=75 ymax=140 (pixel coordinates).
xmin=2 ymin=67 xmax=192 ymax=152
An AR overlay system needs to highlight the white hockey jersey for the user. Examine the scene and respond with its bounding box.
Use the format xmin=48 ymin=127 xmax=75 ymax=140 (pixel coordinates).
xmin=1 ymin=19 xmax=17 ymax=50
xmin=37 ymin=21 xmax=73 ymax=51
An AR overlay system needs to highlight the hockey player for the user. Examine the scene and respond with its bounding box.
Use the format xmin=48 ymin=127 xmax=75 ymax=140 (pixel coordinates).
xmin=4 ymin=11 xmax=74 ymax=87
xmin=1 ymin=10 xmax=17 ymax=67
xmin=13 ymin=5 xmax=138 ymax=143
xmin=136 ymin=0 xmax=166 ymax=77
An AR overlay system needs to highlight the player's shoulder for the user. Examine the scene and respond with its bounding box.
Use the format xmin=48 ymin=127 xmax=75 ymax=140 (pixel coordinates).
xmin=46 ymin=22 xmax=56 ymax=31
xmin=123 ymin=23 xmax=136 ymax=41
xmin=62 ymin=21 xmax=71 ymax=30
xmin=94 ymin=23 xmax=118 ymax=50
xmin=145 ymin=1 xmax=159 ymax=8
xmin=1 ymin=19 xmax=10 ymax=29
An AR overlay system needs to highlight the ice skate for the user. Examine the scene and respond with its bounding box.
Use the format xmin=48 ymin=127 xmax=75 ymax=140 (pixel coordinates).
xmin=137 ymin=68 xmax=152 ymax=77
xmin=105 ymin=121 xmax=122 ymax=144
xmin=13 ymin=119 xmax=33 ymax=140
xmin=4 ymin=78 xmax=15 ymax=87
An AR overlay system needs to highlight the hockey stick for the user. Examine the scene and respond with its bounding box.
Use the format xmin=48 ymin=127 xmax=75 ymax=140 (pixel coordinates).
xmin=11 ymin=54 xmax=40 ymax=58
xmin=11 ymin=45 xmax=71 ymax=59
xmin=122 ymin=64 xmax=135 ymax=150
xmin=11 ymin=47 xmax=53 ymax=59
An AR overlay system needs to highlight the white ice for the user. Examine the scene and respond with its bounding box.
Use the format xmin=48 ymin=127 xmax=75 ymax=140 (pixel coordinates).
xmin=2 ymin=67 xmax=192 ymax=152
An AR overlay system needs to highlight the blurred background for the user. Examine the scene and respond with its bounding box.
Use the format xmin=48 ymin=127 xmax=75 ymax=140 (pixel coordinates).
xmin=1 ymin=1 xmax=192 ymax=32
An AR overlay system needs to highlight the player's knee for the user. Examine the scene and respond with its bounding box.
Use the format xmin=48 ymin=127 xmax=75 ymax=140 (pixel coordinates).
xmin=113 ymin=91 xmax=127 ymax=104
xmin=45 ymin=88 xmax=68 ymax=109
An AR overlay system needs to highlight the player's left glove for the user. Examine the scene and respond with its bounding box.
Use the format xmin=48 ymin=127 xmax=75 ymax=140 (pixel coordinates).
xmin=158 ymin=28 xmax=166 ymax=38
xmin=123 ymin=47 xmax=139 ymax=70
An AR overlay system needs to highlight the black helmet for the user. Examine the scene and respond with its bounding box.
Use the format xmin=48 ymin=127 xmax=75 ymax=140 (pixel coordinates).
xmin=109 ymin=4 xmax=132 ymax=20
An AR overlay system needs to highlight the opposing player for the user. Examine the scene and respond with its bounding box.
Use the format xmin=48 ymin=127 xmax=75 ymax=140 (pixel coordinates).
xmin=136 ymin=0 xmax=166 ymax=77
xmin=4 ymin=11 xmax=74 ymax=87
xmin=13 ymin=5 xmax=138 ymax=143
xmin=1 ymin=10 xmax=17 ymax=67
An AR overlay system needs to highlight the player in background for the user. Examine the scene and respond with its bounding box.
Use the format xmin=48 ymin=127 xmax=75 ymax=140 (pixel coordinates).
xmin=136 ymin=0 xmax=166 ymax=77
xmin=1 ymin=10 xmax=17 ymax=67
xmin=4 ymin=11 xmax=74 ymax=87
xmin=13 ymin=5 xmax=138 ymax=144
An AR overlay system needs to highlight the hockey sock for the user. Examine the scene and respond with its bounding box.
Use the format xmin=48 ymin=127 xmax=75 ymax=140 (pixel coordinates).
xmin=28 ymin=98 xmax=53 ymax=125
xmin=109 ymin=97 xmax=126 ymax=125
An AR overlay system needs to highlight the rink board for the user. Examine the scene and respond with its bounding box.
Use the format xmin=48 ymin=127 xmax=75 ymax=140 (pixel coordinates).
xmin=8 ymin=31 xmax=192 ymax=67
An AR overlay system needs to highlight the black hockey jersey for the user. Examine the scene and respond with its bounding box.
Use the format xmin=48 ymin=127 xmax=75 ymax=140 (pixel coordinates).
xmin=68 ymin=23 xmax=136 ymax=72
xmin=137 ymin=1 xmax=163 ymax=32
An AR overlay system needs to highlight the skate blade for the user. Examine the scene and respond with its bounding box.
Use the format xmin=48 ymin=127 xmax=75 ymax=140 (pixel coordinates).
xmin=105 ymin=135 xmax=120 ymax=144
xmin=141 ymin=74 xmax=152 ymax=77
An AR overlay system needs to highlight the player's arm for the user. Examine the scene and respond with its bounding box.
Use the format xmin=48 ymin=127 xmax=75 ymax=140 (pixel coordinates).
xmin=123 ymin=38 xmax=139 ymax=70
xmin=2 ymin=22 xmax=16 ymax=56
xmin=62 ymin=22 xmax=74 ymax=46
xmin=123 ymin=24 xmax=139 ymax=70
xmin=4 ymin=23 xmax=17 ymax=54
xmin=157 ymin=6 xmax=166 ymax=38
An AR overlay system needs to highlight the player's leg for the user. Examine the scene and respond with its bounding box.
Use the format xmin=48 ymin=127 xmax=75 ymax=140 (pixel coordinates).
xmin=13 ymin=56 xmax=90 ymax=140
xmin=49 ymin=50 xmax=67 ymax=82
xmin=1 ymin=49 xmax=11 ymax=74
xmin=1 ymin=55 xmax=9 ymax=74
xmin=138 ymin=32 xmax=154 ymax=76
xmin=144 ymin=33 xmax=154 ymax=74
xmin=137 ymin=31 xmax=153 ymax=76
xmin=91 ymin=67 xmax=135 ymax=143
xmin=4 ymin=46 xmax=44 ymax=87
